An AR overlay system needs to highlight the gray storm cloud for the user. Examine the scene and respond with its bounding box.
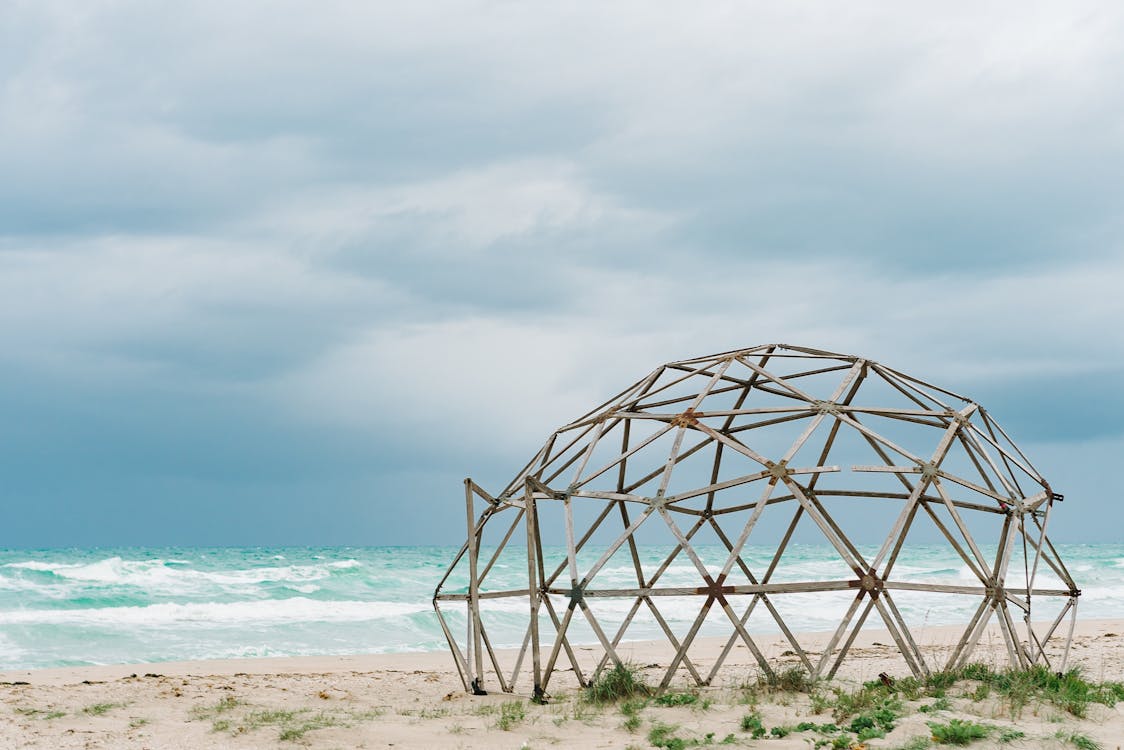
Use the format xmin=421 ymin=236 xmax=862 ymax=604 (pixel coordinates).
xmin=1 ymin=1 xmax=1121 ymax=545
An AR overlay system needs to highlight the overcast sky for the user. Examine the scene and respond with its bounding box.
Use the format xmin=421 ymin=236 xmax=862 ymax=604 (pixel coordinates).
xmin=2 ymin=1 xmax=1122 ymax=547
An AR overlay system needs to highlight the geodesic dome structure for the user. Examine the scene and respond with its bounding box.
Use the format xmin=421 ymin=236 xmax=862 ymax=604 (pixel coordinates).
xmin=433 ymin=344 xmax=1079 ymax=698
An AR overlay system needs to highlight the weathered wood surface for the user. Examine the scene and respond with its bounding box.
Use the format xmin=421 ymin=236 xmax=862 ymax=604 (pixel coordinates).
xmin=432 ymin=345 xmax=1080 ymax=694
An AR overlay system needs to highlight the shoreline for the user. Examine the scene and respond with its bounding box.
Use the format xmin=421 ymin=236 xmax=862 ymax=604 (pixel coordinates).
xmin=1 ymin=619 xmax=1120 ymax=748
xmin=4 ymin=618 xmax=1120 ymax=688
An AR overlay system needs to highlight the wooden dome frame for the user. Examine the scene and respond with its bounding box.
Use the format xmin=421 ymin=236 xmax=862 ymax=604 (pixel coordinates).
xmin=433 ymin=344 xmax=1080 ymax=698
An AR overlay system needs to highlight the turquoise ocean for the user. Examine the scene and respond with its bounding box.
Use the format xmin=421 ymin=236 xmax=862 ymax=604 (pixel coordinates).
xmin=0 ymin=545 xmax=1121 ymax=671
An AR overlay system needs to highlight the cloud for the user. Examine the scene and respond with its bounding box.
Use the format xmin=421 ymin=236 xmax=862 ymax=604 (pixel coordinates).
xmin=1 ymin=1 xmax=1122 ymax=544
xmin=0 ymin=234 xmax=406 ymax=384
xmin=277 ymin=248 xmax=1124 ymax=463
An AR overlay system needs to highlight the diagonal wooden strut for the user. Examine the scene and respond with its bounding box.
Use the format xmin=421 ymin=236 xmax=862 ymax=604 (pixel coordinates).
xmin=436 ymin=346 xmax=1081 ymax=696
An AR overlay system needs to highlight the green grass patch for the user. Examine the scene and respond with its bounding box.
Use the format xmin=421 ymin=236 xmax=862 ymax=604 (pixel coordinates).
xmin=1055 ymin=731 xmax=1103 ymax=750
xmin=645 ymin=723 xmax=727 ymax=750
xmin=189 ymin=695 xmax=242 ymax=721
xmin=620 ymin=697 xmax=646 ymax=733
xmin=830 ymin=685 xmax=903 ymax=728
xmin=277 ymin=712 xmax=343 ymax=741
xmin=82 ymin=702 xmax=123 ymax=716
xmin=968 ymin=683 xmax=990 ymax=701
xmin=889 ymin=738 xmax=934 ymax=750
xmin=739 ymin=712 xmax=766 ymax=739
xmin=806 ymin=690 xmax=832 ymax=714
xmin=495 ymin=700 xmax=525 ymax=731
xmin=620 ymin=697 xmax=647 ymax=715
xmin=654 ymin=690 xmax=700 ymax=707
xmin=815 ymin=735 xmax=858 ymax=750
xmin=935 ymin=663 xmax=1124 ymax=719
xmin=861 ymin=674 xmax=925 ymax=701
xmin=927 ymin=718 xmax=991 ymax=745
xmin=737 ymin=665 xmax=817 ymax=704
xmin=199 ymin=703 xmax=371 ymax=742
xmin=871 ymin=663 xmax=1124 ymax=720
xmin=919 ymin=696 xmax=952 ymax=713
xmin=14 ymin=707 xmax=68 ymax=721
xmin=794 ymin=720 xmax=841 ymax=733
xmin=584 ymin=662 xmax=651 ymax=705
xmin=765 ymin=666 xmax=814 ymax=692
xmin=649 ymin=722 xmax=688 ymax=750
xmin=925 ymin=669 xmax=960 ymax=692
xmin=996 ymin=727 xmax=1024 ymax=743
xmin=570 ymin=698 xmax=601 ymax=722
xmin=244 ymin=708 xmax=299 ymax=727
xmin=958 ymin=663 xmax=992 ymax=682
xmin=846 ymin=699 xmax=899 ymax=741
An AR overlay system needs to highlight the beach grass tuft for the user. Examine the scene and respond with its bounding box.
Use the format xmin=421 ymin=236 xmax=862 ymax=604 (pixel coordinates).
xmin=889 ymin=738 xmax=934 ymax=750
xmin=647 ymin=721 xmax=687 ymax=749
xmin=927 ymin=718 xmax=991 ymax=745
xmin=654 ymin=689 xmax=701 ymax=707
xmin=495 ymin=700 xmax=525 ymax=731
xmin=739 ymin=711 xmax=766 ymax=738
xmin=845 ymin=699 xmax=900 ymax=740
xmin=919 ymin=696 xmax=952 ymax=713
xmin=189 ymin=694 xmax=242 ymax=721
xmin=766 ymin=666 xmax=815 ymax=692
xmin=620 ymin=697 xmax=646 ymax=732
xmin=277 ymin=712 xmax=343 ymax=741
xmin=191 ymin=699 xmax=379 ymax=741
xmin=830 ymin=683 xmax=904 ymax=726
xmin=584 ymin=662 xmax=651 ymax=705
xmin=938 ymin=663 xmax=1124 ymax=719
xmin=996 ymin=727 xmax=1024 ymax=743
xmin=1055 ymin=730 xmax=1103 ymax=750
xmin=14 ymin=707 xmax=67 ymax=721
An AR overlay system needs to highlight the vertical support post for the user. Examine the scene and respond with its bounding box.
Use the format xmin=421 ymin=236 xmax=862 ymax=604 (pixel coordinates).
xmin=465 ymin=479 xmax=486 ymax=695
xmin=525 ymin=485 xmax=543 ymax=701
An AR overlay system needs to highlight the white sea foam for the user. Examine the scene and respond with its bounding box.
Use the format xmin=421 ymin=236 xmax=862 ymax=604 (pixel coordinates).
xmin=0 ymin=598 xmax=425 ymax=627
xmin=0 ymin=557 xmax=363 ymax=591
xmin=0 ymin=544 xmax=1118 ymax=671
xmin=2 ymin=561 xmax=59 ymax=571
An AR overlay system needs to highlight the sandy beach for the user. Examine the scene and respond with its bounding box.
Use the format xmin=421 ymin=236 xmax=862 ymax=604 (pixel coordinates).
xmin=0 ymin=619 xmax=1120 ymax=749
